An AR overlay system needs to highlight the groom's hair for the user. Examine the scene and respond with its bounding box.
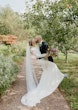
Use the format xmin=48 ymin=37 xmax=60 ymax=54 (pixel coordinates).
xmin=36 ymin=35 xmax=42 ymax=39
xmin=36 ymin=35 xmax=42 ymax=43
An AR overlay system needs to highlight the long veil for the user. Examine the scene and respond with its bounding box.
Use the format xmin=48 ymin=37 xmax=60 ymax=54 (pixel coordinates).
xmin=21 ymin=44 xmax=64 ymax=107
xmin=24 ymin=43 xmax=38 ymax=92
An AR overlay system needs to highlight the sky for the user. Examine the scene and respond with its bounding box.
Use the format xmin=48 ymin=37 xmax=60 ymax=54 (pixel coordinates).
xmin=0 ymin=0 xmax=28 ymax=13
xmin=0 ymin=0 xmax=57 ymax=14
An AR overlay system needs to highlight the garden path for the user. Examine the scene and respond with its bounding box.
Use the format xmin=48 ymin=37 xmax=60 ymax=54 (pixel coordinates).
xmin=0 ymin=59 xmax=71 ymax=110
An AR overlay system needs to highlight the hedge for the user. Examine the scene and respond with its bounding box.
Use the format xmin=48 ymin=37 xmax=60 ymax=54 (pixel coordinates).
xmin=0 ymin=54 xmax=19 ymax=95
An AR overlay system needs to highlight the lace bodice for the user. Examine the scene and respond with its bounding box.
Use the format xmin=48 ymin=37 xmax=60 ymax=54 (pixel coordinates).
xmin=30 ymin=46 xmax=46 ymax=60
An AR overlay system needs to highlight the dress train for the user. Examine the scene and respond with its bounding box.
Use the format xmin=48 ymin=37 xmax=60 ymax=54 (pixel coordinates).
xmin=21 ymin=60 xmax=64 ymax=107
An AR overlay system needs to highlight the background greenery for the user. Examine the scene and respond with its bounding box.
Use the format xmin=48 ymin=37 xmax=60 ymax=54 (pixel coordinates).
xmin=54 ymin=53 xmax=78 ymax=110
xmin=0 ymin=41 xmax=26 ymax=95
xmin=0 ymin=54 xmax=19 ymax=95
xmin=0 ymin=0 xmax=78 ymax=109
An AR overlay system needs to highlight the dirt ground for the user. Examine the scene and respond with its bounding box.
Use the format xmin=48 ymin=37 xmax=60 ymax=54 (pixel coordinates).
xmin=0 ymin=59 xmax=70 ymax=110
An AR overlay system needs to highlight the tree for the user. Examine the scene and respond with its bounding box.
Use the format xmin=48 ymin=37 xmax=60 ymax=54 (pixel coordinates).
xmin=0 ymin=22 xmax=11 ymax=35
xmin=0 ymin=6 xmax=29 ymax=40
xmin=53 ymin=0 xmax=78 ymax=63
xmin=24 ymin=0 xmax=78 ymax=63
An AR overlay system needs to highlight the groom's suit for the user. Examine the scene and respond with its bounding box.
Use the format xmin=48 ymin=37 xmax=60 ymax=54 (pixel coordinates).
xmin=39 ymin=41 xmax=54 ymax=62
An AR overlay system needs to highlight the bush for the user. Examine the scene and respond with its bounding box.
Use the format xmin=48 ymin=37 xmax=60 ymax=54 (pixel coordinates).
xmin=0 ymin=41 xmax=26 ymax=96
xmin=0 ymin=42 xmax=26 ymax=57
xmin=0 ymin=42 xmax=26 ymax=64
xmin=12 ymin=55 xmax=23 ymax=64
xmin=0 ymin=54 xmax=19 ymax=95
xmin=13 ymin=41 xmax=26 ymax=57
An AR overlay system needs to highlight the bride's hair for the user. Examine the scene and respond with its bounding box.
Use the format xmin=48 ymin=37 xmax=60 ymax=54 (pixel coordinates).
xmin=29 ymin=39 xmax=35 ymax=46
xmin=29 ymin=39 xmax=32 ymax=46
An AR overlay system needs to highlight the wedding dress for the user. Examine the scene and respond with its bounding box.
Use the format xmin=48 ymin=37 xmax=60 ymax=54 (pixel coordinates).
xmin=21 ymin=44 xmax=64 ymax=107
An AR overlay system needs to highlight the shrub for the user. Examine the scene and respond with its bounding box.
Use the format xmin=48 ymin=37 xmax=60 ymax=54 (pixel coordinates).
xmin=0 ymin=44 xmax=12 ymax=56
xmin=0 ymin=54 xmax=19 ymax=95
xmin=0 ymin=42 xmax=26 ymax=57
xmin=13 ymin=41 xmax=26 ymax=57
xmin=0 ymin=42 xmax=26 ymax=64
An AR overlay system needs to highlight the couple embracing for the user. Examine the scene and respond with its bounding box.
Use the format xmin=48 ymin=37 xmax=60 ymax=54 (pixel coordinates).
xmin=21 ymin=35 xmax=65 ymax=107
xmin=30 ymin=35 xmax=53 ymax=62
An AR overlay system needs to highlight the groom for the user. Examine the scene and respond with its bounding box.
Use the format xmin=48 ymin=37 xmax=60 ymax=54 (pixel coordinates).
xmin=36 ymin=35 xmax=53 ymax=62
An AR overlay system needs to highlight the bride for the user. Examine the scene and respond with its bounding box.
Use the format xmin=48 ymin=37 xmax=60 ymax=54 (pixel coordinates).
xmin=21 ymin=39 xmax=64 ymax=107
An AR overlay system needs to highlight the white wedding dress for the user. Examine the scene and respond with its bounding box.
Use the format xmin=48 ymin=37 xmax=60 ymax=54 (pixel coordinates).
xmin=21 ymin=44 xmax=64 ymax=107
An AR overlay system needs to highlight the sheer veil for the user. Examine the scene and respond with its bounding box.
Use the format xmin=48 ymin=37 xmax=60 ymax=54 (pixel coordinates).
xmin=21 ymin=43 xmax=64 ymax=107
xmin=25 ymin=43 xmax=38 ymax=92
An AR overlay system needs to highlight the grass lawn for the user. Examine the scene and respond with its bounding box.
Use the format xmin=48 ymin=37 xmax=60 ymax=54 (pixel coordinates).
xmin=54 ymin=52 xmax=78 ymax=110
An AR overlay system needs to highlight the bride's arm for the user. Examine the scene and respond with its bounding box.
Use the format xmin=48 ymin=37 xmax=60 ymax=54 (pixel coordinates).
xmin=37 ymin=53 xmax=46 ymax=58
xmin=31 ymin=49 xmax=46 ymax=59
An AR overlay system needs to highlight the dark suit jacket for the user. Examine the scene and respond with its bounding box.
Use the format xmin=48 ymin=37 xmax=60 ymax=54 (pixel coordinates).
xmin=40 ymin=41 xmax=48 ymax=54
xmin=40 ymin=41 xmax=54 ymax=62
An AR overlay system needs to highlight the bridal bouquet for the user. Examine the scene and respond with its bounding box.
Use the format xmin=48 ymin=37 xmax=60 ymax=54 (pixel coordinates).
xmin=47 ymin=47 xmax=58 ymax=57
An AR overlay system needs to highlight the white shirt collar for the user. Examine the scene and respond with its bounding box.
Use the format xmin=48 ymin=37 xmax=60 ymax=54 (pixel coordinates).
xmin=40 ymin=40 xmax=43 ymax=44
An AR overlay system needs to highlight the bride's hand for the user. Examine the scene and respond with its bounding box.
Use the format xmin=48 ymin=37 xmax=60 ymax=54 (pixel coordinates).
xmin=45 ymin=53 xmax=48 ymax=58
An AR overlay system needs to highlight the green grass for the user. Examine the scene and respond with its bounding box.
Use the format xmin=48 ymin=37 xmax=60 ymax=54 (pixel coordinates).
xmin=54 ymin=53 xmax=78 ymax=110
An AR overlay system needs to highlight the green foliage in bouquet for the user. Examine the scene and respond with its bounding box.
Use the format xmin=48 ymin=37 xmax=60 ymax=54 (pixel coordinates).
xmin=0 ymin=54 xmax=19 ymax=95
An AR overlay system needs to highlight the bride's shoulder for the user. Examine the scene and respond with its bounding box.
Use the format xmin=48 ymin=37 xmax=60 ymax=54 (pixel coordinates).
xmin=30 ymin=47 xmax=36 ymax=51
